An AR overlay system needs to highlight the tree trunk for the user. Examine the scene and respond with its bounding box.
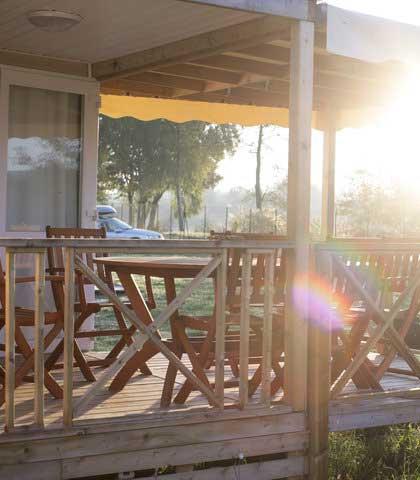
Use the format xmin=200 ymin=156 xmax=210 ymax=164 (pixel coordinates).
xmin=255 ymin=125 xmax=264 ymax=210
xmin=175 ymin=125 xmax=185 ymax=232
xmin=127 ymin=192 xmax=135 ymax=226
xmin=175 ymin=184 xmax=185 ymax=232
xmin=148 ymin=192 xmax=164 ymax=230
xmin=137 ymin=200 xmax=148 ymax=228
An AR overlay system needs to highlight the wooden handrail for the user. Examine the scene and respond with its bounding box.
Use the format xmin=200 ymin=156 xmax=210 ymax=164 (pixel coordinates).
xmin=1 ymin=241 xmax=289 ymax=431
xmin=0 ymin=237 xmax=294 ymax=250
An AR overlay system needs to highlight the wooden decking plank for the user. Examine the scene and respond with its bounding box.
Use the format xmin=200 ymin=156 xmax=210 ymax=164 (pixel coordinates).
xmin=2 ymin=351 xmax=420 ymax=432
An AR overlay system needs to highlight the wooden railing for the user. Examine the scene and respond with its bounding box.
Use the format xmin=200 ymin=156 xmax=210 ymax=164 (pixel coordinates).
xmin=0 ymin=238 xmax=294 ymax=432
xmin=316 ymin=240 xmax=420 ymax=401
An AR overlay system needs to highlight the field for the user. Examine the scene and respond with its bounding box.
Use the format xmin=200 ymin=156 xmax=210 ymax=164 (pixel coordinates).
xmin=94 ymin=275 xmax=215 ymax=351
xmin=94 ymin=276 xmax=420 ymax=479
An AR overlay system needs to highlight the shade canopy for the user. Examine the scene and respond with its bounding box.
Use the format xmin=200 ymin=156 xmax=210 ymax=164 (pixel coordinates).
xmin=100 ymin=94 xmax=384 ymax=130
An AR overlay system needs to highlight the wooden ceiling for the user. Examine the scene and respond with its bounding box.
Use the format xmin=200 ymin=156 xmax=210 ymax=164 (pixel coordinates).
xmin=97 ymin=15 xmax=405 ymax=111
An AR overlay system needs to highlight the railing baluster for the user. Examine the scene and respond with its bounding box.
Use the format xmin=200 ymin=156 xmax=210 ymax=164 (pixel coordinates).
xmin=214 ymin=249 xmax=227 ymax=410
xmin=261 ymin=251 xmax=275 ymax=406
xmin=5 ymin=249 xmax=16 ymax=432
xmin=239 ymin=250 xmax=252 ymax=409
xmin=34 ymin=250 xmax=46 ymax=427
xmin=63 ymin=247 xmax=75 ymax=426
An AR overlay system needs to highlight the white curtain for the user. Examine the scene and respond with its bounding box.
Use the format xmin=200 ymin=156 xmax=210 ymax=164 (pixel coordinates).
xmin=7 ymin=85 xmax=82 ymax=232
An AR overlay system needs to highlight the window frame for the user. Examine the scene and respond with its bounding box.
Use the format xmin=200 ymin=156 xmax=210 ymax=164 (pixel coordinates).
xmin=0 ymin=65 xmax=99 ymax=237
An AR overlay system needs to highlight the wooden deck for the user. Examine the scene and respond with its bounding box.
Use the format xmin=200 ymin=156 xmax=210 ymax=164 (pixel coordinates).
xmin=1 ymin=352 xmax=420 ymax=430
xmin=1 ymin=352 xmax=420 ymax=479
xmin=1 ymin=352 xmax=286 ymax=428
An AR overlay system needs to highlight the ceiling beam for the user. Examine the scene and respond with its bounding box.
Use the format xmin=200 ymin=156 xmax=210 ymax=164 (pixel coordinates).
xmin=180 ymin=90 xmax=291 ymax=109
xmin=176 ymin=0 xmax=316 ymax=20
xmin=154 ymin=63 xmax=268 ymax=88
xmin=188 ymin=55 xmax=289 ymax=79
xmin=153 ymin=63 xmax=244 ymax=85
xmin=0 ymin=49 xmax=89 ymax=77
xmin=92 ymin=16 xmax=290 ymax=81
xmin=126 ymin=72 xmax=207 ymax=92
xmin=224 ymin=42 xmax=399 ymax=81
xmin=100 ymin=79 xmax=188 ymax=98
xmin=225 ymin=44 xmax=289 ymax=64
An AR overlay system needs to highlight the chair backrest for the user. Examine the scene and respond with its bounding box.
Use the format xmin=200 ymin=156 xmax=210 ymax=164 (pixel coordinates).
xmin=330 ymin=250 xmax=420 ymax=310
xmin=209 ymin=232 xmax=287 ymax=309
xmin=46 ymin=226 xmax=107 ymax=274
xmin=46 ymin=226 xmax=107 ymax=310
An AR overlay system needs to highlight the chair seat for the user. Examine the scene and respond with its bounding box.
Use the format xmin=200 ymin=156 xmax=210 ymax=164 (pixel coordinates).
xmin=0 ymin=307 xmax=61 ymax=325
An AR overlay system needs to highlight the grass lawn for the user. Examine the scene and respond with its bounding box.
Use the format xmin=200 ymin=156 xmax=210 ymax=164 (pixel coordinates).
xmin=94 ymin=273 xmax=420 ymax=479
xmin=94 ymin=275 xmax=215 ymax=351
xmin=329 ymin=426 xmax=420 ymax=479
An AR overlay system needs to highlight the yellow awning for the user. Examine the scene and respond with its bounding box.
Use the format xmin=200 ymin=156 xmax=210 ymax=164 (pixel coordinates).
xmin=100 ymin=94 xmax=383 ymax=130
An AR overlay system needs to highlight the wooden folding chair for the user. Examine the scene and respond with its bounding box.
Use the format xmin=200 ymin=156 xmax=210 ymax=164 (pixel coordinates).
xmin=222 ymin=245 xmax=286 ymax=398
xmin=374 ymin=255 xmax=420 ymax=380
xmin=329 ymin=251 xmax=420 ymax=392
xmin=0 ymin=256 xmax=68 ymax=403
xmin=45 ymin=226 xmax=155 ymax=376
xmin=172 ymin=233 xmax=287 ymax=405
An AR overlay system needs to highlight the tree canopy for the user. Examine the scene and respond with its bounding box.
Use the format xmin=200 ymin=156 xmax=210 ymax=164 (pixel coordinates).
xmin=98 ymin=115 xmax=239 ymax=229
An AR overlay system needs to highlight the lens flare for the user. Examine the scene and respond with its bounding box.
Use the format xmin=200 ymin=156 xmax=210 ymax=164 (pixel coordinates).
xmin=292 ymin=273 xmax=344 ymax=332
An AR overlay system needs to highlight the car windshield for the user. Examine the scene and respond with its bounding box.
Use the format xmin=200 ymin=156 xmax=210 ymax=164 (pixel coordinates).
xmin=102 ymin=217 xmax=133 ymax=232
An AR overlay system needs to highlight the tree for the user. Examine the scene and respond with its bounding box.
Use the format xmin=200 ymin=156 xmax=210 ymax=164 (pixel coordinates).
xmin=99 ymin=115 xmax=239 ymax=232
xmin=255 ymin=125 xmax=264 ymax=210
xmin=336 ymin=170 xmax=398 ymax=237
xmin=169 ymin=121 xmax=239 ymax=231
xmin=99 ymin=116 xmax=148 ymax=225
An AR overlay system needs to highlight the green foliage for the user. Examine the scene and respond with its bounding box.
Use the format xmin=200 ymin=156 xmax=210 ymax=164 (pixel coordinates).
xmin=329 ymin=425 xmax=420 ymax=479
xmin=336 ymin=170 xmax=420 ymax=238
xmin=98 ymin=116 xmax=239 ymax=228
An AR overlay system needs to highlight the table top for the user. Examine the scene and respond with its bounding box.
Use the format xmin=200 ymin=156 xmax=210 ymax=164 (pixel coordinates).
xmin=94 ymin=256 xmax=212 ymax=277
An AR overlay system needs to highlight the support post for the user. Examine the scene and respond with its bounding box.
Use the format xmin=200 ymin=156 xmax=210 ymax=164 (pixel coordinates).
xmin=214 ymin=250 xmax=227 ymax=409
xmin=34 ymin=251 xmax=46 ymax=428
xmin=321 ymin=107 xmax=337 ymax=240
xmin=308 ymin=250 xmax=332 ymax=479
xmin=239 ymin=251 xmax=251 ymax=409
xmin=284 ymin=19 xmax=314 ymax=413
xmin=5 ymin=250 xmax=16 ymax=432
xmin=63 ymin=247 xmax=75 ymax=426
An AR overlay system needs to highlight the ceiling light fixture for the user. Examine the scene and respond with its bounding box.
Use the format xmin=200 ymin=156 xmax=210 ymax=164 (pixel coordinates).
xmin=27 ymin=10 xmax=82 ymax=32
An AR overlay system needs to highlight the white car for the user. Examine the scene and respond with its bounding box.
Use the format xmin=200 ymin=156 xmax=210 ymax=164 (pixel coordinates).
xmin=97 ymin=205 xmax=163 ymax=239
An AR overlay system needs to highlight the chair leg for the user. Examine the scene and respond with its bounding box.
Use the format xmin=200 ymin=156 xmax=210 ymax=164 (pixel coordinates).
xmin=0 ymin=324 xmax=63 ymax=407
xmin=173 ymin=324 xmax=215 ymax=405
xmin=109 ymin=340 xmax=159 ymax=392
xmin=45 ymin=311 xmax=97 ymax=382
xmin=161 ymin=350 xmax=183 ymax=408
xmin=172 ymin=326 xmax=213 ymax=406
xmin=73 ymin=340 xmax=96 ymax=382
xmin=15 ymin=324 xmax=64 ymax=398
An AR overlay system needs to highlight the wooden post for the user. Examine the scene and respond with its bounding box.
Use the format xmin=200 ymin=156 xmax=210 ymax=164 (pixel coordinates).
xmin=63 ymin=247 xmax=75 ymax=426
xmin=261 ymin=252 xmax=274 ymax=405
xmin=308 ymin=250 xmax=331 ymax=479
xmin=214 ymin=250 xmax=227 ymax=409
xmin=5 ymin=250 xmax=16 ymax=432
xmin=321 ymin=107 xmax=337 ymax=240
xmin=284 ymin=19 xmax=314 ymax=412
xmin=239 ymin=251 xmax=252 ymax=409
xmin=34 ymin=251 xmax=46 ymax=428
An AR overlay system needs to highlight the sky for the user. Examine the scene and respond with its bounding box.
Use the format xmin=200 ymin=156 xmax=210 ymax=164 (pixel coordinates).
xmin=216 ymin=1 xmax=420 ymax=195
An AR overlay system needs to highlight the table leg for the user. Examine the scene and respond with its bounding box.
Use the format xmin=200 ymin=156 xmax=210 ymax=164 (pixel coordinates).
xmin=162 ymin=277 xmax=213 ymax=406
xmin=110 ymin=340 xmax=159 ymax=392
xmin=108 ymin=271 xmax=159 ymax=391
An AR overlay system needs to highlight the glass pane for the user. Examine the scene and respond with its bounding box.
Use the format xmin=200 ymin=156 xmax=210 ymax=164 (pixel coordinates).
xmin=7 ymin=85 xmax=82 ymax=232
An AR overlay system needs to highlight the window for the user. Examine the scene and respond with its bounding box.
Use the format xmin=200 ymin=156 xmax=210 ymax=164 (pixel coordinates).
xmin=6 ymin=85 xmax=82 ymax=232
